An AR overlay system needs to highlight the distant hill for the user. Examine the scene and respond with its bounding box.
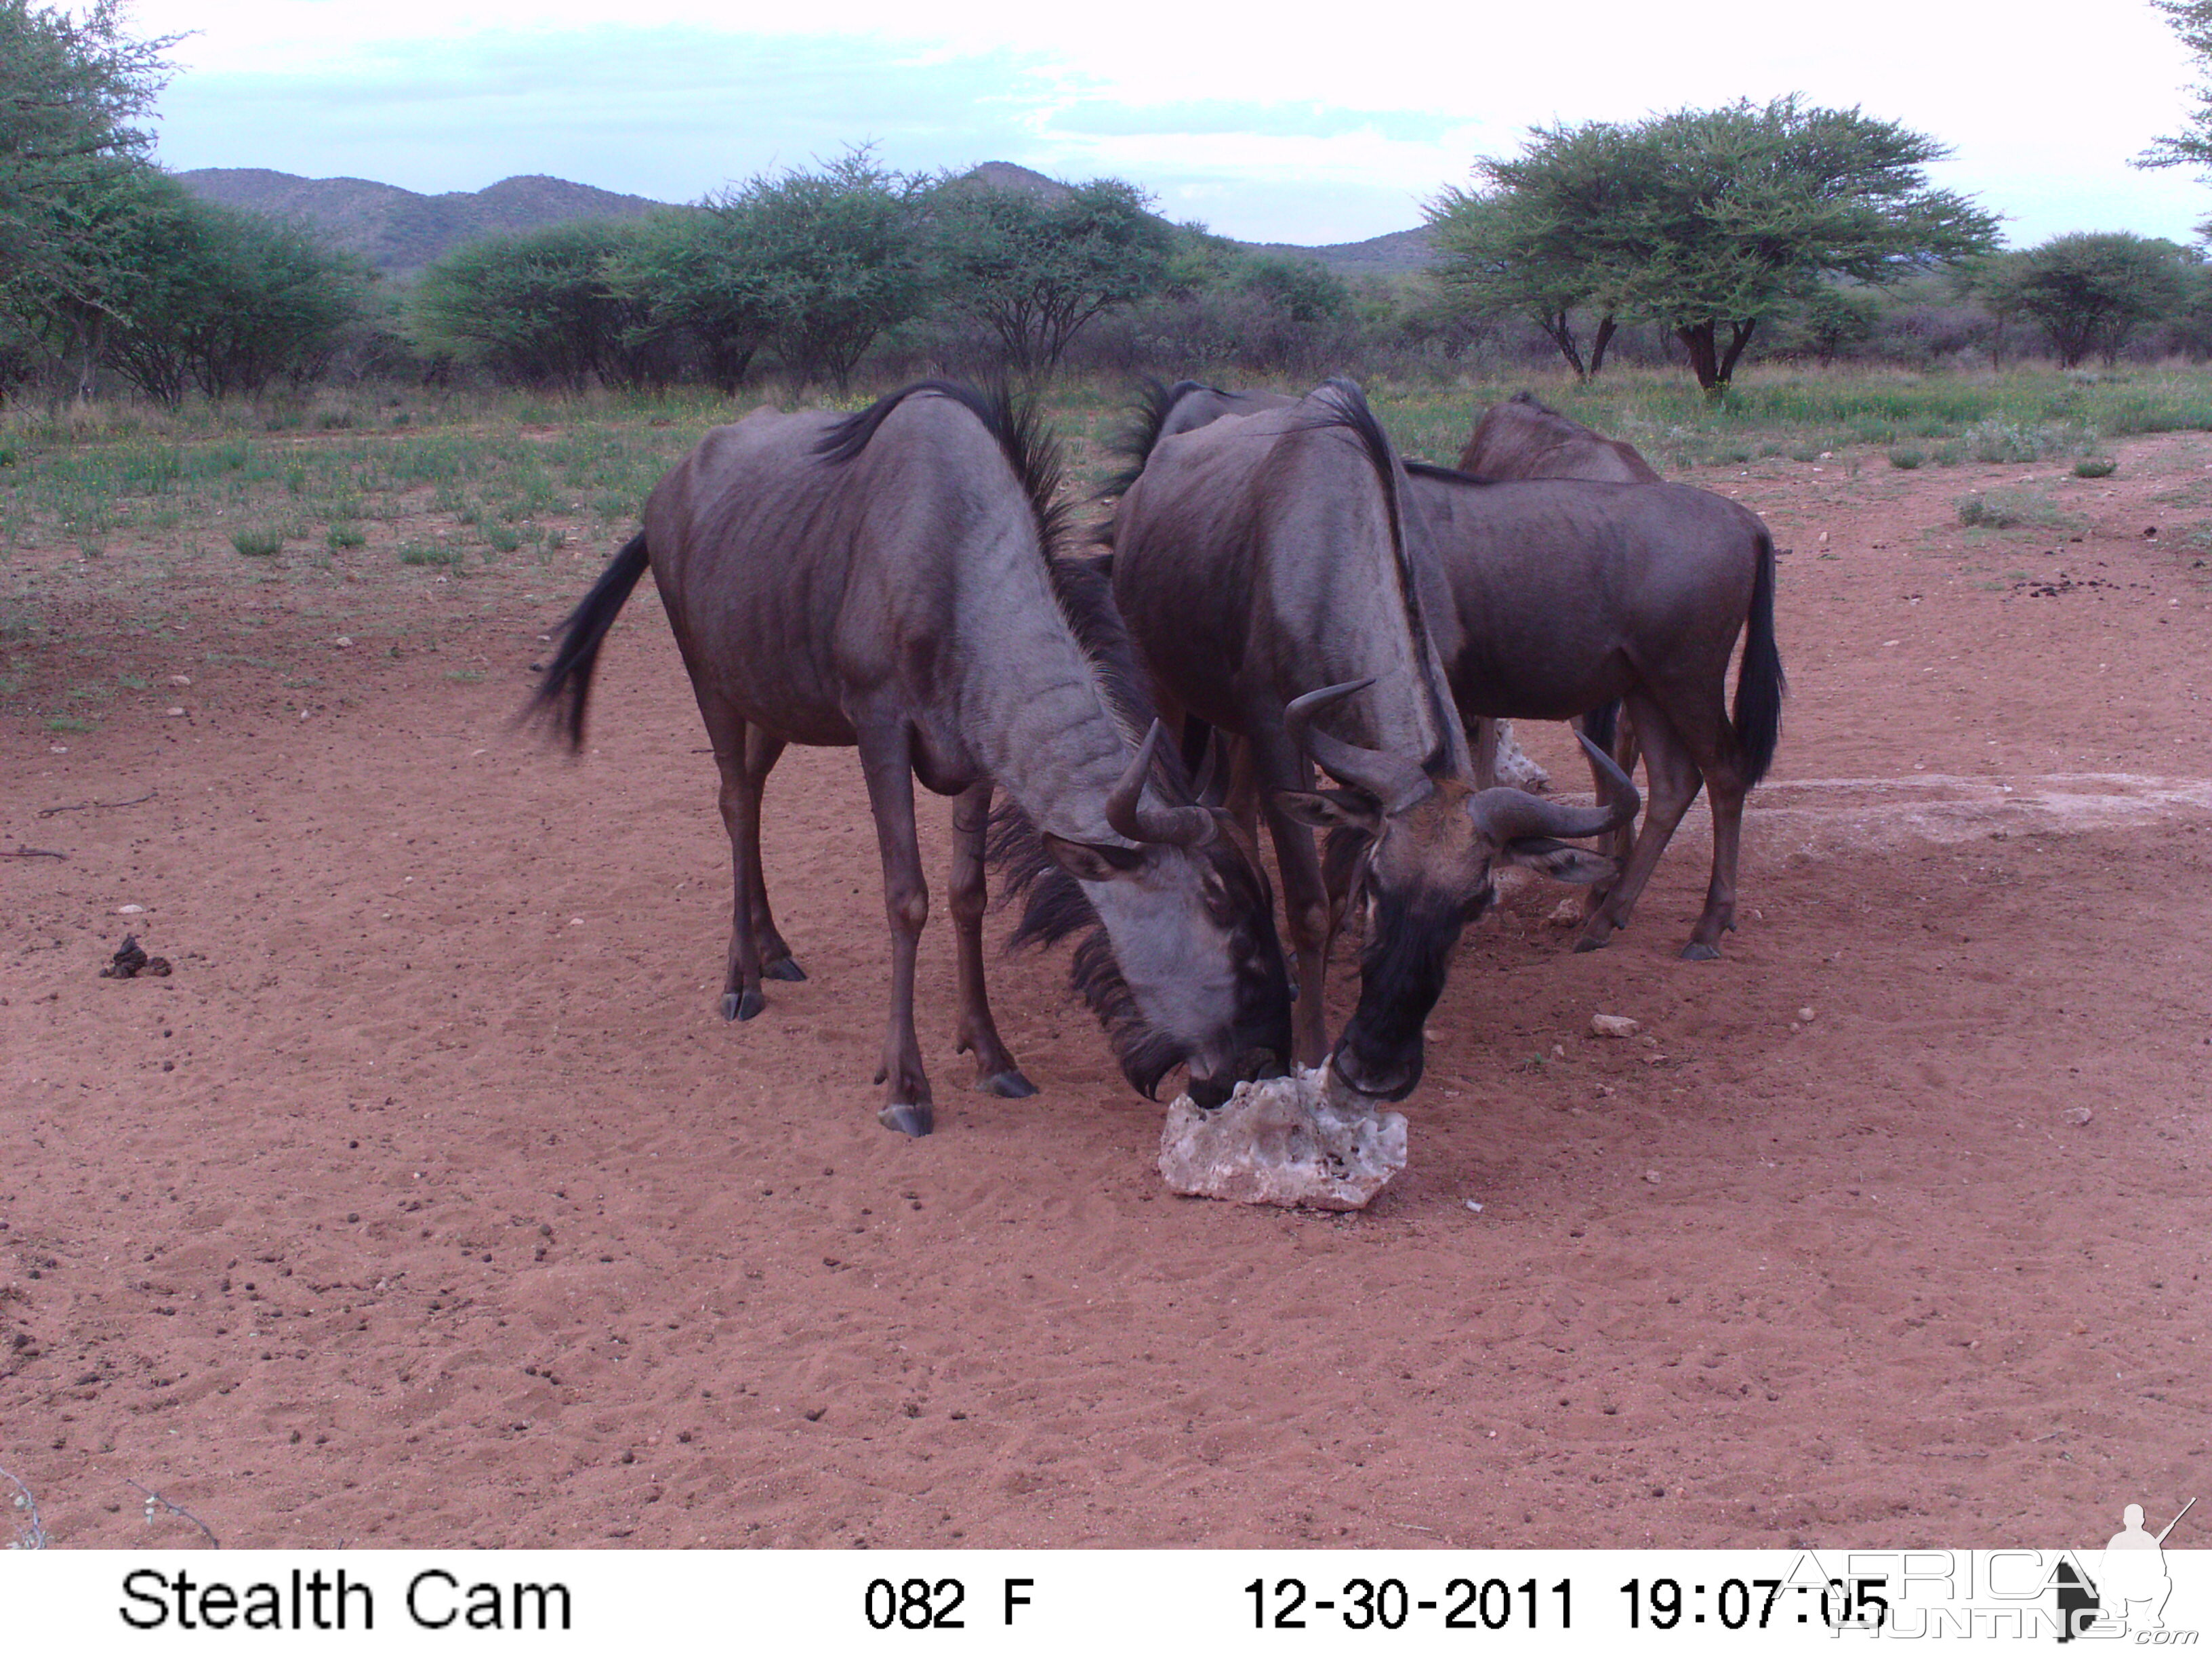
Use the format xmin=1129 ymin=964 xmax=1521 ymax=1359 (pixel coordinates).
xmin=175 ymin=163 xmax=1434 ymax=279
xmin=174 ymin=169 xmax=668 ymax=274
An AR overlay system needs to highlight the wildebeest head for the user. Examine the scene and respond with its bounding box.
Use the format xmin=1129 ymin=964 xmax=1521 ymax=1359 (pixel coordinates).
xmin=1002 ymin=722 xmax=1294 ymax=1110
xmin=1275 ymin=681 xmax=1637 ymax=1101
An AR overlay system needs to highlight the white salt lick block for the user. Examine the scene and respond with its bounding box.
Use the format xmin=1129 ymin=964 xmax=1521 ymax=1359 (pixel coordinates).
xmin=1158 ymin=1066 xmax=1408 ymax=1211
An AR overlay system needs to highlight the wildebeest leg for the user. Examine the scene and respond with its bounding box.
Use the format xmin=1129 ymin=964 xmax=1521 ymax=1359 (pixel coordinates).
xmin=1574 ymin=694 xmax=1700 ymax=954
xmin=1675 ymin=718 xmax=1749 ymax=962
xmin=738 ymin=727 xmax=805 ymax=982
xmin=949 ymin=779 xmax=1036 ymax=1099
xmin=1472 ymin=716 xmax=1502 ymax=791
xmin=856 ymin=724 xmax=935 ymax=1136
xmin=1578 ymin=708 xmax=1645 ymax=920
xmin=1254 ymin=729 xmax=1332 ymax=1069
xmin=712 ymin=715 xmax=771 ymax=1022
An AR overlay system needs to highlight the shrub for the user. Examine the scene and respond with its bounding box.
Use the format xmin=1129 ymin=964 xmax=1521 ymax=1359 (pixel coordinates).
xmin=1957 ymin=488 xmax=2076 ymax=529
xmin=1888 ymin=447 xmax=1925 ymax=469
xmin=398 ymin=542 xmax=463 ymax=566
xmin=2074 ymin=457 xmax=2117 ymax=478
xmin=326 ymin=523 xmax=366 ymax=549
xmin=230 ymin=527 xmax=283 ymax=556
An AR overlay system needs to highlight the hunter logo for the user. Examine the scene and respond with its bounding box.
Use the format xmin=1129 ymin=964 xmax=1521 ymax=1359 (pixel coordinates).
xmin=2057 ymin=1497 xmax=2196 ymax=1643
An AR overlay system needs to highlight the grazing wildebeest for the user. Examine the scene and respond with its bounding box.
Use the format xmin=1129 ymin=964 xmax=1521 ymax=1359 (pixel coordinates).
xmin=1402 ymin=459 xmax=1784 ymax=959
xmin=1456 ymin=390 xmax=1663 ymax=484
xmin=1456 ymin=392 xmax=1662 ymax=792
xmin=530 ymin=382 xmax=1292 ymax=1135
xmin=1109 ymin=379 xmax=1637 ymax=1099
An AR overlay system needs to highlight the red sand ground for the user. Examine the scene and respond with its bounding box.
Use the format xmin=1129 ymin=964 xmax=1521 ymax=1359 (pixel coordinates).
xmin=3 ymin=429 xmax=2208 ymax=1551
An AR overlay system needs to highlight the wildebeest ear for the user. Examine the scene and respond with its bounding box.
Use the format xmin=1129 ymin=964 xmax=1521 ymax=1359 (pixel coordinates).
xmin=1040 ymin=833 xmax=1149 ymax=882
xmin=1275 ymin=789 xmax=1382 ymax=836
xmin=1500 ymin=837 xmax=1616 ymax=886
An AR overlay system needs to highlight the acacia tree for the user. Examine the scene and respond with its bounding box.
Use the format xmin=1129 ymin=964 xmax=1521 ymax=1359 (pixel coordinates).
xmin=1966 ymin=234 xmax=2192 ymax=367
xmin=0 ymin=0 xmax=179 ymax=397
xmin=1427 ymin=121 xmax=1645 ymax=379
xmin=411 ymin=221 xmax=670 ymax=388
xmin=604 ymin=207 xmax=776 ymax=393
xmin=2142 ymin=0 xmax=2212 ymax=205
xmin=1433 ymin=98 xmax=1999 ymax=392
xmin=718 ymin=150 xmax=929 ymax=390
xmin=928 ymin=176 xmax=1172 ymax=375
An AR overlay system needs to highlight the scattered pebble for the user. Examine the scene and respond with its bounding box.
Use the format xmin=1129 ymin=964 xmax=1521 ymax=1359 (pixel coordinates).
xmin=49 ymin=745 xmax=67 ymax=754
xmin=1464 ymin=1200 xmax=1483 ymax=1213
xmin=165 ymin=707 xmax=185 ymax=717
xmin=1547 ymin=898 xmax=1581 ymax=927
xmin=1643 ymin=1170 xmax=1662 ymax=1185
xmin=334 ymin=636 xmax=353 ymax=647
xmin=1798 ymin=1006 xmax=1816 ymax=1023
xmin=1550 ymin=1043 xmax=1566 ymax=1060
xmin=1591 ymin=1014 xmax=1640 ymax=1039
xmin=167 ymin=675 xmax=190 ymax=687
xmin=116 ymin=904 xmax=145 ymax=915
xmin=569 ymin=917 xmax=586 ymax=926
xmin=2062 ymin=1106 xmax=2093 ymax=1127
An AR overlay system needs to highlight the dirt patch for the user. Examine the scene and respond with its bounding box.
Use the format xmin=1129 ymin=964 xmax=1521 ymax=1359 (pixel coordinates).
xmin=1 ymin=427 xmax=2207 ymax=1550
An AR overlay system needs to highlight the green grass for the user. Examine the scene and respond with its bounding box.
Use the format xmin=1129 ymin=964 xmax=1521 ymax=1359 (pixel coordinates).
xmin=326 ymin=523 xmax=367 ymax=550
xmin=1956 ymin=488 xmax=2081 ymax=530
xmin=2074 ymin=458 xmax=2118 ymax=478
xmin=398 ymin=542 xmax=464 ymax=567
xmin=1888 ymin=447 xmax=1925 ymax=470
xmin=230 ymin=527 xmax=283 ymax=557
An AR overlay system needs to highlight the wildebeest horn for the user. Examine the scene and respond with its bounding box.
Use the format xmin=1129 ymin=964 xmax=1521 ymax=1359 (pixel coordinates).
xmin=1105 ymin=720 xmax=1217 ymax=848
xmin=1469 ymin=733 xmax=1640 ymax=842
xmin=1284 ymin=680 xmax=1431 ymax=811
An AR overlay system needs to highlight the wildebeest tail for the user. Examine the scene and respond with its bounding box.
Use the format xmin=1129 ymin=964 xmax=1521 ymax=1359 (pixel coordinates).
xmin=1581 ymin=699 xmax=1619 ymax=754
xmin=1732 ymin=525 xmax=1785 ymax=789
xmin=525 ymin=532 xmax=649 ymax=752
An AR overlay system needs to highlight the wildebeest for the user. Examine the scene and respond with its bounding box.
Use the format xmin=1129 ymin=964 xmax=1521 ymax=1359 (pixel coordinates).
xmin=1403 ymin=459 xmax=1783 ymax=959
xmin=530 ymin=382 xmax=1292 ymax=1135
xmin=1457 ymin=390 xmax=1663 ymax=484
xmin=1456 ymin=391 xmax=1661 ymax=792
xmin=1109 ymin=379 xmax=1637 ymax=1099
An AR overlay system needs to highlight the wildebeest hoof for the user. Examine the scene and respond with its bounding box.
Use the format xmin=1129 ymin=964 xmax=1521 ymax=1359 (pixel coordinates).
xmin=981 ymin=1069 xmax=1037 ymax=1099
xmin=722 ymin=989 xmax=766 ymax=1021
xmin=1680 ymin=941 xmax=1722 ymax=962
xmin=878 ymin=1102 xmax=934 ymax=1136
xmin=764 ymin=957 xmax=807 ymax=982
xmin=1572 ymin=930 xmax=1612 ymax=954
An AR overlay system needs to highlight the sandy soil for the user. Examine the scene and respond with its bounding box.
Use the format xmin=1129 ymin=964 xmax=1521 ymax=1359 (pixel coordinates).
xmin=3 ymin=426 xmax=2208 ymax=1551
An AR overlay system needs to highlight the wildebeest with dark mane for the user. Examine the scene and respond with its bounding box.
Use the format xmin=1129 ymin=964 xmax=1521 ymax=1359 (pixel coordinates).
xmin=531 ymin=382 xmax=1292 ymax=1135
xmin=1457 ymin=390 xmax=1663 ymax=484
xmin=1109 ymin=378 xmax=1637 ymax=1100
xmin=1403 ymin=459 xmax=1784 ymax=959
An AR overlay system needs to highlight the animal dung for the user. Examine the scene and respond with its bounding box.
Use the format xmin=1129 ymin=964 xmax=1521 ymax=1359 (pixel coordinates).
xmin=99 ymin=935 xmax=171 ymax=979
xmin=1590 ymin=1013 xmax=1640 ymax=1039
xmin=1158 ymin=1066 xmax=1407 ymax=1212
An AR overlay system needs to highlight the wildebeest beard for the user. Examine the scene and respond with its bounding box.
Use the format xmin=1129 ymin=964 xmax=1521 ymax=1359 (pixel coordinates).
xmin=1336 ymin=886 xmax=1472 ymax=1101
xmin=988 ymin=811 xmax=1192 ymax=1099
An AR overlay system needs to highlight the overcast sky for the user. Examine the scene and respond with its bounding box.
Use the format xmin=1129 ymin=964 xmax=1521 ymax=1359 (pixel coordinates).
xmin=138 ymin=0 xmax=2212 ymax=248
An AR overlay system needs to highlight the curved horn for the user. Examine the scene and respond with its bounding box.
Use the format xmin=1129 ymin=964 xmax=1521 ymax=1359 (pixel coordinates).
xmin=1105 ymin=720 xmax=1217 ymax=848
xmin=1469 ymin=733 xmax=1640 ymax=842
xmin=1284 ymin=680 xmax=1429 ymax=811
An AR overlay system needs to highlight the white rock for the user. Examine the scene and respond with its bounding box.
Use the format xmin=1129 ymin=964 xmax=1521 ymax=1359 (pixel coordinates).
xmin=167 ymin=674 xmax=191 ymax=687
xmin=1798 ymin=1006 xmax=1816 ymax=1023
xmin=1591 ymin=1014 xmax=1640 ymax=1039
xmin=1491 ymin=720 xmax=1551 ymax=793
xmin=116 ymin=904 xmax=145 ymax=914
xmin=2061 ymin=1106 xmax=2093 ymax=1126
xmin=1643 ymin=1169 xmax=1662 ymax=1185
xmin=1158 ymin=1065 xmax=1407 ymax=1212
xmin=164 ymin=707 xmax=184 ymax=717
xmin=1546 ymin=898 xmax=1582 ymax=928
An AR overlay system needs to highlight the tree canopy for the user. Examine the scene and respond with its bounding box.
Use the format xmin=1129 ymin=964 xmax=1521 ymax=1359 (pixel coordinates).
xmin=927 ymin=177 xmax=1172 ymax=374
xmin=1429 ymin=97 xmax=2000 ymax=390
xmin=1963 ymin=233 xmax=2195 ymax=368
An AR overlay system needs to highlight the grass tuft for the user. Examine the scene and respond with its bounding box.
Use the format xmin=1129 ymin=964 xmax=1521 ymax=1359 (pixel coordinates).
xmin=230 ymin=527 xmax=283 ymax=557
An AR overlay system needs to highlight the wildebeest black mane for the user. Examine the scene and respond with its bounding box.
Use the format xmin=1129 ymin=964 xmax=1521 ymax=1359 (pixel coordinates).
xmin=1404 ymin=457 xmax=1502 ymax=488
xmin=1101 ymin=377 xmax=1220 ymax=500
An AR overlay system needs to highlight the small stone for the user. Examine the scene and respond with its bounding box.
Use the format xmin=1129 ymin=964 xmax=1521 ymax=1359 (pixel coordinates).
xmin=1464 ymin=1200 xmax=1483 ymax=1213
xmin=49 ymin=745 xmax=67 ymax=754
xmin=569 ymin=917 xmax=585 ymax=926
xmin=334 ymin=636 xmax=353 ymax=647
xmin=165 ymin=706 xmax=185 ymax=716
xmin=1643 ymin=1170 xmax=1662 ymax=1185
xmin=1550 ymin=1043 xmax=1566 ymax=1060
xmin=167 ymin=675 xmax=191 ymax=687
xmin=1158 ymin=1066 xmax=1407 ymax=1212
xmin=1797 ymin=1006 xmax=1816 ymax=1023
xmin=117 ymin=903 xmax=145 ymax=914
xmin=1547 ymin=898 xmax=1582 ymax=928
xmin=2061 ymin=1106 xmax=2093 ymax=1126
xmin=1591 ymin=1014 xmax=1640 ymax=1039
